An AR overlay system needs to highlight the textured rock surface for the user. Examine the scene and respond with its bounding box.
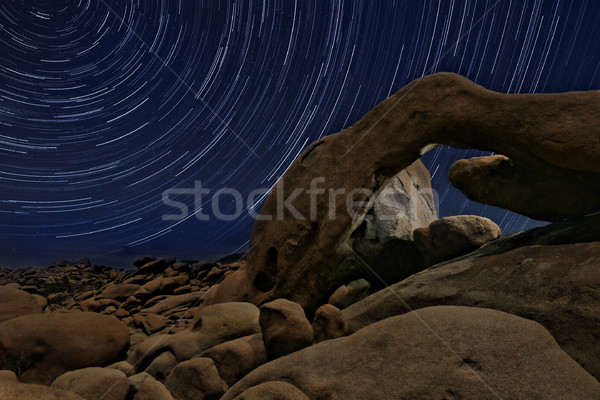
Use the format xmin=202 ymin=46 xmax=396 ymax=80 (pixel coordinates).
xmin=342 ymin=241 xmax=600 ymax=379
xmin=450 ymin=154 xmax=600 ymax=221
xmin=133 ymin=375 xmax=173 ymax=400
xmin=0 ymin=286 xmax=43 ymax=322
xmin=107 ymin=361 xmax=135 ymax=377
xmin=145 ymin=351 xmax=177 ymax=381
xmin=231 ymin=381 xmax=310 ymax=400
xmin=0 ymin=312 xmax=130 ymax=384
xmin=413 ymin=215 xmax=501 ymax=266
xmin=246 ymin=72 xmax=600 ymax=312
xmin=223 ymin=306 xmax=600 ymax=400
xmin=201 ymin=333 xmax=267 ymax=386
xmin=51 ymin=367 xmax=129 ymax=400
xmin=165 ymin=357 xmax=227 ymax=400
xmin=201 ymin=262 xmax=248 ymax=307
xmin=0 ymin=381 xmax=86 ymax=400
xmin=328 ymin=278 xmax=371 ymax=309
xmin=312 ymin=304 xmax=348 ymax=343
xmin=0 ymin=369 xmax=18 ymax=381
xmin=259 ymin=299 xmax=314 ymax=360
xmin=129 ymin=302 xmax=260 ymax=367
xmin=339 ymin=160 xmax=437 ymax=290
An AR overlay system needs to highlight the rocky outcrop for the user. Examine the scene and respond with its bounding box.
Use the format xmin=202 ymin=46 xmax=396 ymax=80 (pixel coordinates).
xmin=223 ymin=306 xmax=600 ymax=399
xmin=0 ymin=312 xmax=130 ymax=384
xmin=128 ymin=302 xmax=260 ymax=368
xmin=246 ymin=72 xmax=600 ymax=312
xmin=342 ymin=241 xmax=600 ymax=379
xmin=413 ymin=215 xmax=501 ymax=266
xmin=450 ymin=154 xmax=600 ymax=221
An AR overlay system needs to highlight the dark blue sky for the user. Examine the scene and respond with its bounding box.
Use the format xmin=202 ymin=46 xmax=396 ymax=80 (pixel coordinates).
xmin=1 ymin=1 xmax=599 ymax=268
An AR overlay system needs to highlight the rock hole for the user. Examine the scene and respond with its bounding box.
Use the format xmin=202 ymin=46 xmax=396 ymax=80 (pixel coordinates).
xmin=254 ymin=246 xmax=278 ymax=292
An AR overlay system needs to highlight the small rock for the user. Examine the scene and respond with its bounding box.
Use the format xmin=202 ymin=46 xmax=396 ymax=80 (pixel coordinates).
xmin=133 ymin=375 xmax=173 ymax=400
xmin=165 ymin=358 xmax=227 ymax=400
xmin=201 ymin=333 xmax=267 ymax=386
xmin=413 ymin=215 xmax=501 ymax=266
xmin=128 ymin=372 xmax=153 ymax=391
xmin=132 ymin=314 xmax=168 ymax=335
xmin=312 ymin=304 xmax=348 ymax=343
xmin=328 ymin=278 xmax=371 ymax=309
xmin=145 ymin=351 xmax=178 ymax=381
xmin=133 ymin=255 xmax=156 ymax=268
xmin=101 ymin=283 xmax=141 ymax=301
xmin=259 ymin=299 xmax=313 ymax=360
xmin=136 ymin=257 xmax=176 ymax=275
xmin=201 ymin=262 xmax=248 ymax=307
xmin=106 ymin=361 xmax=135 ymax=377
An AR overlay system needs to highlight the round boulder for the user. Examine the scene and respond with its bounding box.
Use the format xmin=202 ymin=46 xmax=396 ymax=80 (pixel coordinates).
xmin=51 ymin=367 xmax=129 ymax=400
xmin=259 ymin=299 xmax=313 ymax=360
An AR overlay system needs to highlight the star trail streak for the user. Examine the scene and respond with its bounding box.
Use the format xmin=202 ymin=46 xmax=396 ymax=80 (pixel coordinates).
xmin=1 ymin=1 xmax=600 ymax=268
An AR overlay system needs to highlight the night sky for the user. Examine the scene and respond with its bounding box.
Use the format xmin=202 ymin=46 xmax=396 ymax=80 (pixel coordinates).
xmin=1 ymin=1 xmax=600 ymax=268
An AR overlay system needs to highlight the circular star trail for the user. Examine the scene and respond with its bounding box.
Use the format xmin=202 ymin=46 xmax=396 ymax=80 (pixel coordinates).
xmin=1 ymin=1 xmax=600 ymax=267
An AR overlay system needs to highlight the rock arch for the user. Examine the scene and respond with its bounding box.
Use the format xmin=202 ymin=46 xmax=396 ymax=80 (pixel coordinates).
xmin=247 ymin=72 xmax=600 ymax=312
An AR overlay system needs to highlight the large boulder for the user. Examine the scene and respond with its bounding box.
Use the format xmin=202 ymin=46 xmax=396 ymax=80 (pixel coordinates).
xmin=338 ymin=159 xmax=437 ymax=294
xmin=129 ymin=302 xmax=260 ymax=368
xmin=246 ymin=72 xmax=600 ymax=312
xmin=413 ymin=215 xmax=501 ymax=266
xmin=51 ymin=367 xmax=129 ymax=400
xmin=0 ymin=286 xmax=43 ymax=322
xmin=0 ymin=312 xmax=130 ymax=384
xmin=342 ymin=241 xmax=600 ymax=379
xmin=223 ymin=306 xmax=600 ymax=399
xmin=0 ymin=381 xmax=86 ymax=400
xmin=450 ymin=154 xmax=600 ymax=221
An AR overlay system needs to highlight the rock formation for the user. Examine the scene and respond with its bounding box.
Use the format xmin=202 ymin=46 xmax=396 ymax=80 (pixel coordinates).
xmin=222 ymin=306 xmax=600 ymax=399
xmin=0 ymin=312 xmax=130 ymax=384
xmin=342 ymin=241 xmax=600 ymax=379
xmin=2 ymin=73 xmax=600 ymax=399
xmin=246 ymin=72 xmax=600 ymax=312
